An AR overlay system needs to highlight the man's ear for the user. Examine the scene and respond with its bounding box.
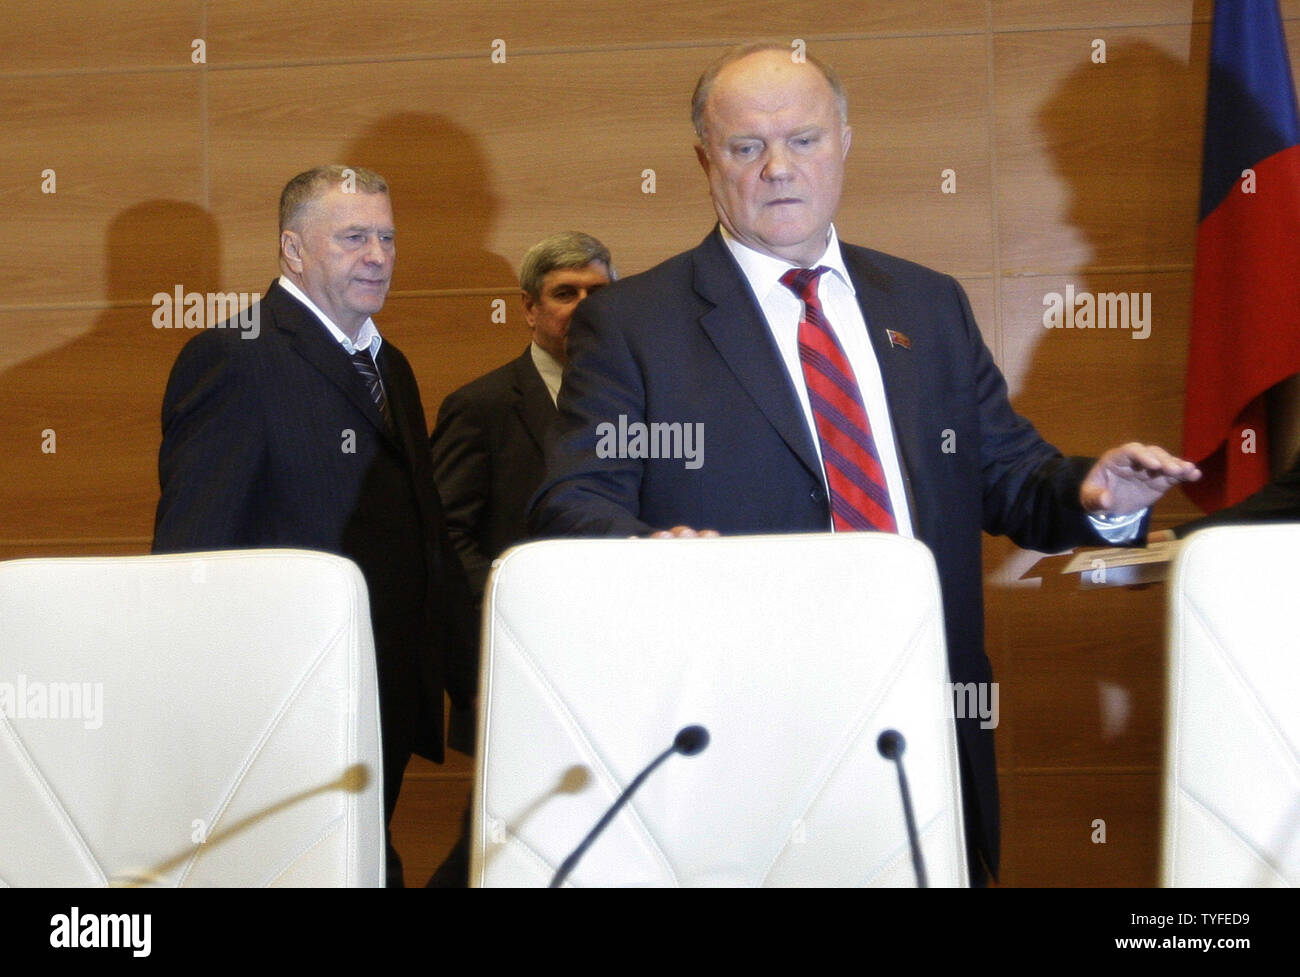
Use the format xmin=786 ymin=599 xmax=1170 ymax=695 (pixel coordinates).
xmin=280 ymin=230 xmax=304 ymax=272
xmin=695 ymin=142 xmax=710 ymax=176
xmin=520 ymin=290 xmax=539 ymax=329
xmin=841 ymin=124 xmax=852 ymax=159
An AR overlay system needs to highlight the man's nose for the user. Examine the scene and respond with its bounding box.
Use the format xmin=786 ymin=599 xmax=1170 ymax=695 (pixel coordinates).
xmin=364 ymin=236 xmax=389 ymax=264
xmin=762 ymin=143 xmax=793 ymax=180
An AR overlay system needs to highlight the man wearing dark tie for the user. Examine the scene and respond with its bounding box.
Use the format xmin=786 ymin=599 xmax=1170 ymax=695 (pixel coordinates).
xmin=431 ymin=231 xmax=614 ymax=601
xmin=153 ymin=165 xmax=476 ymax=887
xmin=530 ymin=44 xmax=1201 ymax=884
xmin=424 ymin=232 xmax=612 ymax=887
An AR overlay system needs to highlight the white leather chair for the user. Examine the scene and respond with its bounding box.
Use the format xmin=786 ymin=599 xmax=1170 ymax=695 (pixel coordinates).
xmin=1163 ymin=525 xmax=1300 ymax=886
xmin=472 ymin=533 xmax=968 ymax=887
xmin=0 ymin=549 xmax=384 ymax=886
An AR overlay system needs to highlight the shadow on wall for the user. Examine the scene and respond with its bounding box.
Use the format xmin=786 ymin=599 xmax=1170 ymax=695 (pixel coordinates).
xmin=341 ymin=112 xmax=514 ymax=294
xmin=1016 ymin=38 xmax=1202 ymax=458
xmin=0 ymin=201 xmax=220 ymax=550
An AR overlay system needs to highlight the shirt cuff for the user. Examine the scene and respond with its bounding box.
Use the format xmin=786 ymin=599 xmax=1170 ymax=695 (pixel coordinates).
xmin=1088 ymin=508 xmax=1147 ymax=544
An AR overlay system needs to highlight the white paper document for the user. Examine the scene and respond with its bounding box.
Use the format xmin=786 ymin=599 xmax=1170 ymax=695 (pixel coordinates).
xmin=1060 ymin=539 xmax=1181 ymax=575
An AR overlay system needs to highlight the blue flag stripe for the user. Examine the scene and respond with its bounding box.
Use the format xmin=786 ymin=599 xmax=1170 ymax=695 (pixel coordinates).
xmin=1200 ymin=0 xmax=1300 ymax=218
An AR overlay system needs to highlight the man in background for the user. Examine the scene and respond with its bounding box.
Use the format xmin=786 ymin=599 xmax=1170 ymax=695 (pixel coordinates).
xmin=424 ymin=231 xmax=612 ymax=887
xmin=431 ymin=230 xmax=614 ymax=601
xmin=153 ymin=164 xmax=476 ymax=887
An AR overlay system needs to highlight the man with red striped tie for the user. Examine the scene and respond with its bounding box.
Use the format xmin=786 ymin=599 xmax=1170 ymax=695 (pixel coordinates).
xmin=529 ymin=43 xmax=1199 ymax=885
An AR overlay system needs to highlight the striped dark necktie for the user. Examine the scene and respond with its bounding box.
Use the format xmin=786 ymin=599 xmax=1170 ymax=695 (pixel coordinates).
xmin=350 ymin=348 xmax=393 ymax=429
xmin=780 ymin=266 xmax=896 ymax=533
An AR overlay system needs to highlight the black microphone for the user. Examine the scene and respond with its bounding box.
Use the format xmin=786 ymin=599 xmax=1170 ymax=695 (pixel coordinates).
xmin=877 ymin=729 xmax=928 ymax=888
xmin=549 ymin=724 xmax=710 ymax=888
xmin=673 ymin=724 xmax=709 ymax=756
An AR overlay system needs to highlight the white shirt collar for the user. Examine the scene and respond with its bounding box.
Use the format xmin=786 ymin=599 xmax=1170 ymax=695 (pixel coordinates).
xmin=719 ymin=224 xmax=856 ymax=300
xmin=529 ymin=342 xmax=564 ymax=406
xmin=278 ymin=274 xmax=383 ymax=357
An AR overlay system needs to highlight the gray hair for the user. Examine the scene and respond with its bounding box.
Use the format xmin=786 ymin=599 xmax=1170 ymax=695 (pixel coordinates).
xmin=279 ymin=165 xmax=388 ymax=232
xmin=519 ymin=231 xmax=615 ymax=298
xmin=691 ymin=42 xmax=849 ymax=140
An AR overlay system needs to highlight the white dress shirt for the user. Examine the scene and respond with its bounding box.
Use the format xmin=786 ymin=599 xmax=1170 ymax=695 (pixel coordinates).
xmin=530 ymin=342 xmax=564 ymax=406
xmin=278 ymin=274 xmax=384 ymax=361
xmin=721 ymin=225 xmax=914 ymax=538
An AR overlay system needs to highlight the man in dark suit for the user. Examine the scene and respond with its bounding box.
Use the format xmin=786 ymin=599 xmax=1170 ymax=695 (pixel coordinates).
xmin=422 ymin=232 xmax=612 ymax=888
xmin=1167 ymin=454 xmax=1300 ymax=536
xmin=530 ymin=45 xmax=1201 ymax=884
xmin=431 ymin=231 xmax=614 ymax=601
xmin=153 ymin=165 xmax=476 ymax=887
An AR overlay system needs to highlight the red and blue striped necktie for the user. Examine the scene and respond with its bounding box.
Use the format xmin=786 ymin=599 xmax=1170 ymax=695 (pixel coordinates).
xmin=780 ymin=266 xmax=896 ymax=533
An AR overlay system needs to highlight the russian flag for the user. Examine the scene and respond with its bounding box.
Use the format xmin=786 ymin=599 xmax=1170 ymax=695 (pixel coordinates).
xmin=1183 ymin=0 xmax=1300 ymax=511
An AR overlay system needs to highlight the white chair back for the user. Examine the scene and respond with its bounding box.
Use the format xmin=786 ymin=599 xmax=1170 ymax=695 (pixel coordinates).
xmin=1163 ymin=525 xmax=1300 ymax=886
xmin=0 ymin=549 xmax=384 ymax=887
xmin=473 ymin=533 xmax=967 ymax=887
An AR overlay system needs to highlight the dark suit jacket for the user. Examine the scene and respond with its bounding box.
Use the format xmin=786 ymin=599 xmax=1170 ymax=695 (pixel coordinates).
xmin=1175 ymin=456 xmax=1300 ymax=536
xmin=430 ymin=347 xmax=555 ymax=600
xmin=530 ymin=230 xmax=1109 ymax=874
xmin=153 ymin=280 xmax=476 ymax=771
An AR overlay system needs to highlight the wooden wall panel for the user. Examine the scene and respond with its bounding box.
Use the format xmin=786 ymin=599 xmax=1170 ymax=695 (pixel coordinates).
xmin=204 ymin=34 xmax=991 ymax=294
xmin=0 ymin=541 xmax=145 ymax=561
xmin=0 ymin=74 xmax=205 ymax=305
xmin=994 ymin=0 xmax=1199 ymax=31
xmin=999 ymin=269 xmax=1203 ymax=524
xmin=205 ymin=0 xmax=989 ymax=65
xmin=204 ymin=50 xmax=706 ymax=291
xmin=995 ymin=0 xmax=1300 ymax=31
xmin=1000 ymin=271 xmax=1190 ymax=448
xmin=0 ymin=305 xmax=188 ymax=544
xmin=830 ymin=34 xmax=994 ymax=275
xmin=390 ymin=754 xmax=472 ymax=888
xmin=0 ymin=2 xmax=202 ymax=73
xmin=956 ymin=277 xmax=997 ymax=356
xmin=998 ymin=584 xmax=1166 ymax=768
xmin=999 ymin=771 xmax=1161 ymax=887
xmin=994 ymin=25 xmax=1205 ymax=275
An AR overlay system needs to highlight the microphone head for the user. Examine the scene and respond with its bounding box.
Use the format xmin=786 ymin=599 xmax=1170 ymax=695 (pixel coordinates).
xmin=673 ymin=724 xmax=710 ymax=756
xmin=877 ymin=729 xmax=906 ymax=760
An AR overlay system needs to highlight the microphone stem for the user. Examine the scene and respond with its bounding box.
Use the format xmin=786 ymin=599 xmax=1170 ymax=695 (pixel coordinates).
xmin=892 ymin=755 xmax=928 ymax=888
xmin=549 ymin=744 xmax=676 ymax=888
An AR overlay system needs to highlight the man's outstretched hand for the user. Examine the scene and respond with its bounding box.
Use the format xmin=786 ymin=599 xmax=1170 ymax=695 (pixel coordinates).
xmin=1080 ymin=443 xmax=1201 ymax=515
xmin=648 ymin=525 xmax=721 ymax=538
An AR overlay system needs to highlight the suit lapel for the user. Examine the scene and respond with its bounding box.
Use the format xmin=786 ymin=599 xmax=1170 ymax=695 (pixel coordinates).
xmin=842 ymin=250 xmax=928 ymax=536
xmin=265 ymin=281 xmax=399 ymax=446
xmin=511 ymin=347 xmax=555 ymax=453
xmin=691 ymin=232 xmax=822 ymax=480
